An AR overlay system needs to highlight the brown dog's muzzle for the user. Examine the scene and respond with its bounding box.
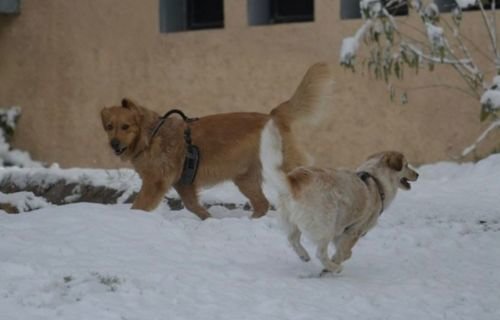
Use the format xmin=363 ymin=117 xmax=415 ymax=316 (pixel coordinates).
xmin=110 ymin=138 xmax=127 ymax=156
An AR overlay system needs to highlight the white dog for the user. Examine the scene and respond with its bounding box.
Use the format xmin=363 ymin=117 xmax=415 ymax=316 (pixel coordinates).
xmin=259 ymin=120 xmax=419 ymax=275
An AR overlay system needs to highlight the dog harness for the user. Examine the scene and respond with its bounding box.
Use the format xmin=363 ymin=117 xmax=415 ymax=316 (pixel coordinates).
xmin=356 ymin=171 xmax=385 ymax=215
xmin=150 ymin=109 xmax=200 ymax=185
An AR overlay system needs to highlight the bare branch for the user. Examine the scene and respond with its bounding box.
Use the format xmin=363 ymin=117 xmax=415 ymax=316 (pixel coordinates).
xmin=477 ymin=0 xmax=500 ymax=63
xmin=461 ymin=118 xmax=500 ymax=157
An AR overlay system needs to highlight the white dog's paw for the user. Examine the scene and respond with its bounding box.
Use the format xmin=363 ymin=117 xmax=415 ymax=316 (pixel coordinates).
xmin=335 ymin=264 xmax=343 ymax=273
xmin=319 ymin=269 xmax=334 ymax=277
xmin=319 ymin=263 xmax=343 ymax=277
xmin=299 ymin=253 xmax=311 ymax=262
xmin=292 ymin=246 xmax=311 ymax=262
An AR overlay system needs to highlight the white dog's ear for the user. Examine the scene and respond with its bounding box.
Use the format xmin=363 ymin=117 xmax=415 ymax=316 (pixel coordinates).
xmin=385 ymin=152 xmax=404 ymax=171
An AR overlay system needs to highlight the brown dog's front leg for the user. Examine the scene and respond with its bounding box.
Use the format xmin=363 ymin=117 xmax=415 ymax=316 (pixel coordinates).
xmin=132 ymin=178 xmax=171 ymax=212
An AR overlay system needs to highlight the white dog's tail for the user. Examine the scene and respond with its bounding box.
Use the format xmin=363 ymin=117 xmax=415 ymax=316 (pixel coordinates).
xmin=260 ymin=119 xmax=292 ymax=196
xmin=270 ymin=62 xmax=333 ymax=126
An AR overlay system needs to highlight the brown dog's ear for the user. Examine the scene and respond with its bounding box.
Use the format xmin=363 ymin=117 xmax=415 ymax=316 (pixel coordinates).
xmin=121 ymin=98 xmax=137 ymax=109
xmin=385 ymin=152 xmax=404 ymax=171
xmin=100 ymin=107 xmax=111 ymax=127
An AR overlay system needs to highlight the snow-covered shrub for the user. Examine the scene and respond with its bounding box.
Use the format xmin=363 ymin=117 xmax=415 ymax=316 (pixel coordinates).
xmin=0 ymin=106 xmax=43 ymax=167
xmin=340 ymin=0 xmax=500 ymax=157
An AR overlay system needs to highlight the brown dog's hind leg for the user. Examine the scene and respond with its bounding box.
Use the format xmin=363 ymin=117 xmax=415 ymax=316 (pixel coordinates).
xmin=175 ymin=185 xmax=211 ymax=220
xmin=233 ymin=170 xmax=270 ymax=219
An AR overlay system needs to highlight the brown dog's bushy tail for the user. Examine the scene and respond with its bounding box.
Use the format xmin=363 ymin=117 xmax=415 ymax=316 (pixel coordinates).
xmin=270 ymin=62 xmax=333 ymax=125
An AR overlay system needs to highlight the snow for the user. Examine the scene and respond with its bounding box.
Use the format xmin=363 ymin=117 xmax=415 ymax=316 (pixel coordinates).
xmin=425 ymin=22 xmax=445 ymax=51
xmin=455 ymin=0 xmax=477 ymax=9
xmin=0 ymin=106 xmax=21 ymax=130
xmin=424 ymin=2 xmax=440 ymax=20
xmin=1 ymin=155 xmax=500 ymax=319
xmin=0 ymin=191 xmax=51 ymax=212
xmin=0 ymin=106 xmax=43 ymax=168
xmin=481 ymin=76 xmax=500 ymax=112
xmin=340 ymin=20 xmax=373 ymax=66
xmin=360 ymin=0 xmax=383 ymax=18
xmin=0 ymin=165 xmax=140 ymax=200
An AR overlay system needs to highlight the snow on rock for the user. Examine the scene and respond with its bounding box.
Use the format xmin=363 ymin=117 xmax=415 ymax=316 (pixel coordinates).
xmin=0 ymin=191 xmax=51 ymax=213
xmin=0 ymin=155 xmax=499 ymax=319
xmin=0 ymin=166 xmax=260 ymax=210
xmin=0 ymin=166 xmax=140 ymax=205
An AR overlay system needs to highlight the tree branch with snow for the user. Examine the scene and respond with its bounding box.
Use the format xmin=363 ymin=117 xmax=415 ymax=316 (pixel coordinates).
xmin=340 ymin=0 xmax=500 ymax=158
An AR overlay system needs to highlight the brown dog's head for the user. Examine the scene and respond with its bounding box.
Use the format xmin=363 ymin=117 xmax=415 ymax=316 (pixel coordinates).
xmin=368 ymin=151 xmax=419 ymax=190
xmin=100 ymin=98 xmax=149 ymax=160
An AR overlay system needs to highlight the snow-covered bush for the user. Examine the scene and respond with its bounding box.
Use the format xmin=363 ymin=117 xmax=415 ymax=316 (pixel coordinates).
xmin=340 ymin=0 xmax=500 ymax=158
xmin=0 ymin=106 xmax=43 ymax=167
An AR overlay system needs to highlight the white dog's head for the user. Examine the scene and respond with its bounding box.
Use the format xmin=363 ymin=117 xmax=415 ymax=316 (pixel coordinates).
xmin=366 ymin=151 xmax=419 ymax=190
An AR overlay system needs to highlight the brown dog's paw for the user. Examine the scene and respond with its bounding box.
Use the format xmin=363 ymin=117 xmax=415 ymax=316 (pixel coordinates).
xmin=198 ymin=213 xmax=212 ymax=220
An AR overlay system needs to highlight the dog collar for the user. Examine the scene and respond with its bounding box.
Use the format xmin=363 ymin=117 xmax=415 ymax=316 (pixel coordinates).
xmin=357 ymin=171 xmax=385 ymax=215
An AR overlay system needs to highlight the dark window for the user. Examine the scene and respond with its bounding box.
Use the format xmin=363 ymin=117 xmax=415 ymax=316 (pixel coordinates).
xmin=384 ymin=0 xmax=408 ymax=16
xmin=460 ymin=0 xmax=497 ymax=11
xmin=341 ymin=0 xmax=408 ymax=20
xmin=160 ymin=0 xmax=224 ymax=33
xmin=435 ymin=0 xmax=456 ymax=12
xmin=187 ymin=0 xmax=224 ymax=30
xmin=271 ymin=0 xmax=314 ymax=23
xmin=340 ymin=0 xmax=361 ymax=19
xmin=0 ymin=0 xmax=20 ymax=14
xmin=248 ymin=0 xmax=314 ymax=26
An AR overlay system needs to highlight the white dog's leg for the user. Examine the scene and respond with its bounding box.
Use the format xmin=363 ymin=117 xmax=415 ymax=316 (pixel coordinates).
xmin=287 ymin=224 xmax=310 ymax=262
xmin=279 ymin=202 xmax=310 ymax=262
xmin=316 ymin=240 xmax=341 ymax=275
xmin=332 ymin=232 xmax=360 ymax=264
xmin=332 ymin=235 xmax=349 ymax=264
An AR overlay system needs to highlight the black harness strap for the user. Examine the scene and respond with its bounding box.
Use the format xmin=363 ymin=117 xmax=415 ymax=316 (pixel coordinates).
xmin=150 ymin=109 xmax=200 ymax=185
xmin=357 ymin=171 xmax=385 ymax=215
xmin=150 ymin=109 xmax=199 ymax=140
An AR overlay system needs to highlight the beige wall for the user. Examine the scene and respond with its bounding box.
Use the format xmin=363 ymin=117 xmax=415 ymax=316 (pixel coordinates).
xmin=0 ymin=0 xmax=497 ymax=169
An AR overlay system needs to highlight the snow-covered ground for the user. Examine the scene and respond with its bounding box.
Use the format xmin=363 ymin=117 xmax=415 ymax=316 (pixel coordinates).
xmin=1 ymin=155 xmax=499 ymax=320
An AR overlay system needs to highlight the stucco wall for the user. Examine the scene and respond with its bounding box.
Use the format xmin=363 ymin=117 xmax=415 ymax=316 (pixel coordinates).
xmin=0 ymin=0 xmax=497 ymax=169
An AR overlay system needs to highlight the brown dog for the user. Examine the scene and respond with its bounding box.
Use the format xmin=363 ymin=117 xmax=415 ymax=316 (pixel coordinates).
xmin=260 ymin=119 xmax=419 ymax=274
xmin=100 ymin=63 xmax=333 ymax=219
